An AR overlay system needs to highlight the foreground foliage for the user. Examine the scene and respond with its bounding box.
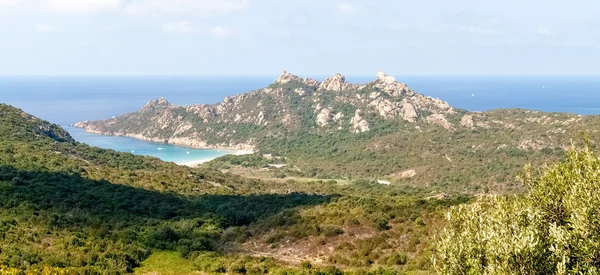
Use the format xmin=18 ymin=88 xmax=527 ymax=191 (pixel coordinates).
xmin=435 ymin=144 xmax=600 ymax=274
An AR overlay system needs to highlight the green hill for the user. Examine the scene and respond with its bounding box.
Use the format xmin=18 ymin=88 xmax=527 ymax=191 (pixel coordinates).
xmin=74 ymin=72 xmax=597 ymax=193
xmin=0 ymin=104 xmax=469 ymax=274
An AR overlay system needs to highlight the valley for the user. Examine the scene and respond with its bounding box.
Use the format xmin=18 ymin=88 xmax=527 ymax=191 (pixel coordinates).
xmin=0 ymin=104 xmax=465 ymax=274
xmin=1 ymin=0 xmax=596 ymax=273
xmin=2 ymin=71 xmax=600 ymax=274
xmin=2 ymin=72 xmax=599 ymax=275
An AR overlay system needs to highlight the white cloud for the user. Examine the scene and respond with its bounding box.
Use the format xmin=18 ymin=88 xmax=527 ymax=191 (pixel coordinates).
xmin=161 ymin=23 xmax=232 ymax=37
xmin=210 ymin=26 xmax=231 ymax=37
xmin=161 ymin=21 xmax=199 ymax=34
xmin=46 ymin=0 xmax=121 ymax=13
xmin=0 ymin=0 xmax=249 ymax=16
xmin=335 ymin=2 xmax=358 ymax=15
xmin=0 ymin=0 xmax=21 ymax=6
xmin=441 ymin=11 xmax=507 ymax=36
xmin=536 ymin=27 xmax=552 ymax=36
xmin=124 ymin=0 xmax=250 ymax=17
xmin=35 ymin=23 xmax=54 ymax=32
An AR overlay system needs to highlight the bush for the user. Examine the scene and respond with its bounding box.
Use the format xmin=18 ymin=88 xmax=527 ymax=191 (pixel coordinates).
xmin=230 ymin=260 xmax=247 ymax=274
xmin=322 ymin=226 xmax=344 ymax=237
xmin=435 ymin=145 xmax=600 ymax=274
xmin=146 ymin=226 xmax=179 ymax=250
xmin=301 ymin=261 xmax=313 ymax=269
xmin=386 ymin=252 xmax=407 ymax=266
xmin=375 ymin=218 xmax=389 ymax=231
xmin=194 ymin=253 xmax=227 ymax=273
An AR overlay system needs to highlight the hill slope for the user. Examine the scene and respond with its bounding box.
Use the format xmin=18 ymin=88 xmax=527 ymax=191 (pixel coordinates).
xmin=0 ymin=104 xmax=472 ymax=274
xmin=0 ymin=105 xmax=326 ymax=272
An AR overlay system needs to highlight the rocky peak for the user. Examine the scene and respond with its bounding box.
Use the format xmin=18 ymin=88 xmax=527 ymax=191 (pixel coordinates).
xmin=274 ymin=70 xmax=303 ymax=84
xmin=377 ymin=71 xmax=397 ymax=84
xmin=373 ymin=71 xmax=411 ymax=97
xmin=143 ymin=97 xmax=170 ymax=110
xmin=274 ymin=70 xmax=320 ymax=88
xmin=318 ymin=73 xmax=348 ymax=92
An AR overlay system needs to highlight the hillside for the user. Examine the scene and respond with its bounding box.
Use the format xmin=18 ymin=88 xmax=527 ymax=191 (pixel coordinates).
xmin=74 ymin=71 xmax=596 ymax=192
xmin=0 ymin=104 xmax=470 ymax=274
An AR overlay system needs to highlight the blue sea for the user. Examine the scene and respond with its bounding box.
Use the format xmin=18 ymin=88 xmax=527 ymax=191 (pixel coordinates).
xmin=66 ymin=126 xmax=232 ymax=165
xmin=2 ymin=75 xmax=599 ymax=163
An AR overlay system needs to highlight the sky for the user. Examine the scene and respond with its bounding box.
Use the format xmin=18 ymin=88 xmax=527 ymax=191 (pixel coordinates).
xmin=0 ymin=0 xmax=599 ymax=76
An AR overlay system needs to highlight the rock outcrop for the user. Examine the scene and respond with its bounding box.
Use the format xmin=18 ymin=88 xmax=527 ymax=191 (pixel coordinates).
xmin=425 ymin=114 xmax=453 ymax=130
xmin=275 ymin=70 xmax=320 ymax=87
xmin=319 ymin=74 xmax=346 ymax=91
xmin=318 ymin=73 xmax=359 ymax=92
xmin=402 ymin=102 xmax=418 ymax=122
xmin=350 ymin=110 xmax=370 ymax=133
xmin=377 ymin=70 xmax=397 ymax=84
xmin=143 ymin=97 xmax=171 ymax=110
xmin=460 ymin=115 xmax=474 ymax=128
xmin=316 ymin=108 xmax=332 ymax=127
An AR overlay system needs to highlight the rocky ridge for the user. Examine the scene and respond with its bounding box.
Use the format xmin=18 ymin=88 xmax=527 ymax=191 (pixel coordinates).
xmin=74 ymin=71 xmax=463 ymax=150
xmin=74 ymin=71 xmax=585 ymax=156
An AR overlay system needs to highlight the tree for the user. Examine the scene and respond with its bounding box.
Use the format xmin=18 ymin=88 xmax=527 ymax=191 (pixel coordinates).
xmin=435 ymin=145 xmax=600 ymax=275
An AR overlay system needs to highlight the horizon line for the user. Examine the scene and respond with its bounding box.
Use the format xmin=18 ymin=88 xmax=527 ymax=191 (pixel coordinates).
xmin=1 ymin=73 xmax=599 ymax=77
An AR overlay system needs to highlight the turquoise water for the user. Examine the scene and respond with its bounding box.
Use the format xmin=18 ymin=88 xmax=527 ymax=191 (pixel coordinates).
xmin=67 ymin=127 xmax=231 ymax=164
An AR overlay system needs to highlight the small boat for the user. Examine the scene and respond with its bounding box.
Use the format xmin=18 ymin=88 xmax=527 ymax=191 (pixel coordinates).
xmin=158 ymin=148 xmax=164 ymax=150
xmin=131 ymin=150 xmax=135 ymax=153
xmin=186 ymin=151 xmax=191 ymax=154
xmin=471 ymin=93 xmax=475 ymax=97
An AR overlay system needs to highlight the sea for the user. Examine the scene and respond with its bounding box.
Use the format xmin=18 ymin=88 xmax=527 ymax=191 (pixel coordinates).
xmin=2 ymin=75 xmax=599 ymax=164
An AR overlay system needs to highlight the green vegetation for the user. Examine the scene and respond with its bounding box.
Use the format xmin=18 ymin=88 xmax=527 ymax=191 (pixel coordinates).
xmin=77 ymin=76 xmax=593 ymax=194
xmin=435 ymin=144 xmax=600 ymax=274
xmin=203 ymin=153 xmax=286 ymax=169
xmin=0 ymin=104 xmax=471 ymax=274
xmin=134 ymin=251 xmax=195 ymax=275
xmin=6 ymin=99 xmax=598 ymax=275
xmin=0 ymin=105 xmax=328 ymax=273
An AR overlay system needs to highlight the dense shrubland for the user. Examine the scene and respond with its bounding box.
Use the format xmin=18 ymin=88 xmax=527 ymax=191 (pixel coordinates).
xmin=255 ymin=123 xmax=568 ymax=193
xmin=203 ymin=153 xmax=287 ymax=170
xmin=0 ymin=104 xmax=468 ymax=274
xmin=435 ymin=144 xmax=600 ymax=274
xmin=6 ymin=102 xmax=597 ymax=275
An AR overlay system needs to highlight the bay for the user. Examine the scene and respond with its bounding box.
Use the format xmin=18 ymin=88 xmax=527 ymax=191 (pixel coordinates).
xmin=66 ymin=126 xmax=231 ymax=165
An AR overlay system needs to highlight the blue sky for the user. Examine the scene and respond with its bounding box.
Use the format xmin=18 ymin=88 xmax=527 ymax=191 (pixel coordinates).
xmin=0 ymin=0 xmax=599 ymax=75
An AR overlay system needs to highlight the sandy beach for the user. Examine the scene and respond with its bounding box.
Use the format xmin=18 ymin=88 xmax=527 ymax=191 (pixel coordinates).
xmin=178 ymin=149 xmax=254 ymax=167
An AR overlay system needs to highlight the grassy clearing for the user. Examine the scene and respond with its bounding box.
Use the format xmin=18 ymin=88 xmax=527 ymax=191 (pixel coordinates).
xmin=221 ymin=166 xmax=353 ymax=185
xmin=135 ymin=251 xmax=197 ymax=275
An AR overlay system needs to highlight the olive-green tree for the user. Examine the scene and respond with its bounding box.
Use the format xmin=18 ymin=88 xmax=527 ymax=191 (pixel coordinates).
xmin=435 ymin=145 xmax=600 ymax=274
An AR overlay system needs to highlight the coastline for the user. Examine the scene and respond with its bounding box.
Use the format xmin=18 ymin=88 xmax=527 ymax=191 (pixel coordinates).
xmin=71 ymin=124 xmax=256 ymax=152
xmin=67 ymin=126 xmax=255 ymax=167
xmin=177 ymin=149 xmax=254 ymax=167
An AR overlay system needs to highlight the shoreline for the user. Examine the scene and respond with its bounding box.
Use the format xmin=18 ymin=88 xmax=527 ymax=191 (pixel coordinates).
xmin=177 ymin=149 xmax=254 ymax=167
xmin=68 ymin=125 xmax=255 ymax=151
xmin=66 ymin=126 xmax=255 ymax=167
